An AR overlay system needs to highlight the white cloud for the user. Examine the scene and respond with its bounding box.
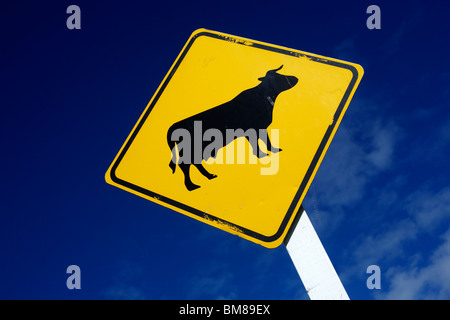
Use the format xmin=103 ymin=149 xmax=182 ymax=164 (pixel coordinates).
xmin=186 ymin=270 xmax=237 ymax=300
xmin=100 ymin=259 xmax=151 ymax=300
xmin=332 ymin=38 xmax=357 ymax=61
xmin=366 ymin=121 xmax=399 ymax=170
xmin=382 ymin=228 xmax=450 ymax=299
xmin=306 ymin=115 xmax=400 ymax=210
xmin=406 ymin=187 xmax=450 ymax=232
xmin=342 ymin=185 xmax=450 ymax=299
xmin=311 ymin=126 xmax=367 ymax=206
xmin=102 ymin=285 xmax=148 ymax=300
xmin=352 ymin=219 xmax=417 ymax=266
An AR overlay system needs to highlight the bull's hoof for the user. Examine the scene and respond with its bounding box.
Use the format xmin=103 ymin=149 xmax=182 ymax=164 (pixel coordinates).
xmin=271 ymin=148 xmax=282 ymax=153
xmin=207 ymin=174 xmax=217 ymax=180
xmin=256 ymin=152 xmax=269 ymax=158
xmin=186 ymin=182 xmax=201 ymax=191
xmin=169 ymin=161 xmax=176 ymax=173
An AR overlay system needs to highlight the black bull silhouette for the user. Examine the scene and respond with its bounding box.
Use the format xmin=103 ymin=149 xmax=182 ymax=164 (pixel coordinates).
xmin=167 ymin=65 xmax=298 ymax=191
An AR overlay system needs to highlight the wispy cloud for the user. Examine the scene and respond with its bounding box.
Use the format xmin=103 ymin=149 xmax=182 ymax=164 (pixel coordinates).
xmin=185 ymin=262 xmax=237 ymax=300
xmin=187 ymin=271 xmax=237 ymax=300
xmin=382 ymin=228 xmax=450 ymax=299
xmin=342 ymin=186 xmax=450 ymax=299
xmin=351 ymin=219 xmax=417 ymax=267
xmin=406 ymin=188 xmax=450 ymax=232
xmin=102 ymin=285 xmax=148 ymax=300
xmin=366 ymin=120 xmax=399 ymax=170
xmin=305 ymin=107 xmax=401 ymax=212
xmin=301 ymin=61 xmax=450 ymax=297
xmin=100 ymin=260 xmax=149 ymax=300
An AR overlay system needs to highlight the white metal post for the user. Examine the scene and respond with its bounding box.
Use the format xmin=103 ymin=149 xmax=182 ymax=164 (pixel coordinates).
xmin=284 ymin=207 xmax=349 ymax=300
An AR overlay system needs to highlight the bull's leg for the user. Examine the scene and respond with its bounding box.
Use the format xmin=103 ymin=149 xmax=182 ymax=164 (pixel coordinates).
xmin=264 ymin=133 xmax=282 ymax=153
xmin=179 ymin=163 xmax=200 ymax=191
xmin=258 ymin=129 xmax=282 ymax=153
xmin=246 ymin=136 xmax=268 ymax=158
xmin=194 ymin=163 xmax=217 ymax=180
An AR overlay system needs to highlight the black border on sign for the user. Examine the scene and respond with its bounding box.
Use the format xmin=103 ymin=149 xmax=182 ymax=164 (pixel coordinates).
xmin=109 ymin=31 xmax=359 ymax=245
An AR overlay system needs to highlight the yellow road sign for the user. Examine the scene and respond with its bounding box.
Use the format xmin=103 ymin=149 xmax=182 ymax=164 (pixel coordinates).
xmin=105 ymin=29 xmax=363 ymax=248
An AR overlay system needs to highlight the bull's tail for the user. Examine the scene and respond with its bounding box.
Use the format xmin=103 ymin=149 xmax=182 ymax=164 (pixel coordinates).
xmin=167 ymin=127 xmax=177 ymax=174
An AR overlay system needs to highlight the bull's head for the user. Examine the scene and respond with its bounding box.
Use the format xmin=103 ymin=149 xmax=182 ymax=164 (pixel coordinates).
xmin=258 ymin=65 xmax=298 ymax=93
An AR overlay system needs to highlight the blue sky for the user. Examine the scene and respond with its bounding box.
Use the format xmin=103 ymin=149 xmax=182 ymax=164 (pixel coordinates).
xmin=1 ymin=0 xmax=450 ymax=299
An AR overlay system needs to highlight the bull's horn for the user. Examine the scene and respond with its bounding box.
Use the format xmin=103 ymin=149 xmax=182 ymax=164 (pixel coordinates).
xmin=258 ymin=65 xmax=284 ymax=81
xmin=269 ymin=65 xmax=283 ymax=73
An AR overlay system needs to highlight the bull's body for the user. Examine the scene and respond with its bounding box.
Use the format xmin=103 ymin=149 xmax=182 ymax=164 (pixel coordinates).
xmin=167 ymin=66 xmax=298 ymax=191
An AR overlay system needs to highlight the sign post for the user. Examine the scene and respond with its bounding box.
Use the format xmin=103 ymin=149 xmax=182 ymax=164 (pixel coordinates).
xmin=284 ymin=207 xmax=349 ymax=300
